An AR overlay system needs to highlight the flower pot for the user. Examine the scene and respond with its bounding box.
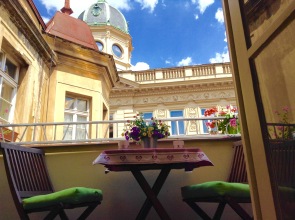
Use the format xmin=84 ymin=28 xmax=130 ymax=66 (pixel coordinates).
xmin=150 ymin=137 xmax=158 ymax=148
xmin=141 ymin=137 xmax=158 ymax=148
xmin=225 ymin=124 xmax=239 ymax=134
xmin=0 ymin=127 xmax=18 ymax=142
xmin=141 ymin=137 xmax=150 ymax=148
xmin=208 ymin=126 xmax=218 ymax=135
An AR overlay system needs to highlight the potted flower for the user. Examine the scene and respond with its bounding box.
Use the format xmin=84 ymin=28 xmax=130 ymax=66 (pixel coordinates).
xmin=204 ymin=105 xmax=239 ymax=134
xmin=123 ymin=113 xmax=170 ymax=148
xmin=0 ymin=127 xmax=18 ymax=142
xmin=205 ymin=120 xmax=218 ymax=134
xmin=268 ymin=106 xmax=295 ymax=140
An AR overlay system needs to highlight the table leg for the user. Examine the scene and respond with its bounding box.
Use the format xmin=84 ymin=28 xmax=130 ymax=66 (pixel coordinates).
xmin=131 ymin=167 xmax=171 ymax=220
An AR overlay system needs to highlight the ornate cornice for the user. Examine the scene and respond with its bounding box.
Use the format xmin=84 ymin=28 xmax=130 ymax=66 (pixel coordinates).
xmin=110 ymin=79 xmax=235 ymax=107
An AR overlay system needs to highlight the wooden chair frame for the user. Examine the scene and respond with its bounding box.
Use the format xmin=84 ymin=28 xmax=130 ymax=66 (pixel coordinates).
xmin=0 ymin=143 xmax=100 ymax=220
xmin=182 ymin=140 xmax=252 ymax=220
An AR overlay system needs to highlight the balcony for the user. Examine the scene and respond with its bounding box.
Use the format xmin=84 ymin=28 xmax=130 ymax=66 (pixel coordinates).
xmin=0 ymin=119 xmax=252 ymax=219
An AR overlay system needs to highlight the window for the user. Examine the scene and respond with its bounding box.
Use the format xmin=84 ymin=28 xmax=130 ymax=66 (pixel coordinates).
xmin=96 ymin=41 xmax=104 ymax=51
xmin=0 ymin=51 xmax=19 ymax=123
xmin=170 ymin=110 xmax=184 ymax=135
xmin=143 ymin=112 xmax=153 ymax=120
xmin=112 ymin=44 xmax=123 ymax=58
xmin=64 ymin=96 xmax=89 ymax=140
xmin=0 ymin=51 xmax=19 ymax=81
xmin=109 ymin=114 xmax=113 ymax=138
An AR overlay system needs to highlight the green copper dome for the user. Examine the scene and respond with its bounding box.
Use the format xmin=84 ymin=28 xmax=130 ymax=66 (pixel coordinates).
xmin=78 ymin=0 xmax=128 ymax=33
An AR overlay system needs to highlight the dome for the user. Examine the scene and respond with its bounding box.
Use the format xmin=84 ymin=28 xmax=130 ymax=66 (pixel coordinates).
xmin=78 ymin=0 xmax=128 ymax=33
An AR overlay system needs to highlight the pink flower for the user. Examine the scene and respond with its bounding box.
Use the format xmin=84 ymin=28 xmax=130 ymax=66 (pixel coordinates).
xmin=283 ymin=106 xmax=289 ymax=112
xmin=230 ymin=118 xmax=237 ymax=127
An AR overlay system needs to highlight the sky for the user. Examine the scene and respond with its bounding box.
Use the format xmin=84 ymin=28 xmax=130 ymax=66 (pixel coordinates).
xmin=33 ymin=0 xmax=230 ymax=71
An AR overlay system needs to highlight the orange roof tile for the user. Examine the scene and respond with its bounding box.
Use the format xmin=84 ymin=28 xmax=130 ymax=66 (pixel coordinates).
xmin=45 ymin=11 xmax=98 ymax=50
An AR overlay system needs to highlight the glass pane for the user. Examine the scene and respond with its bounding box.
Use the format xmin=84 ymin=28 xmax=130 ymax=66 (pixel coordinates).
xmin=96 ymin=41 xmax=104 ymax=51
xmin=76 ymin=116 xmax=87 ymax=139
xmin=242 ymin=0 xmax=293 ymax=46
xmin=0 ymin=52 xmax=4 ymax=71
xmin=112 ymin=44 xmax=122 ymax=58
xmin=5 ymin=59 xmax=17 ymax=79
xmin=63 ymin=126 xmax=73 ymax=140
xmin=170 ymin=111 xmax=184 ymax=135
xmin=201 ymin=108 xmax=209 ymax=133
xmin=63 ymin=113 xmax=73 ymax=140
xmin=64 ymin=113 xmax=73 ymax=122
xmin=65 ymin=97 xmax=74 ymax=109
xmin=1 ymin=80 xmax=14 ymax=102
xmin=253 ymin=17 xmax=295 ymax=219
xmin=143 ymin=112 xmax=153 ymax=121
xmin=0 ymin=98 xmax=11 ymax=121
xmin=170 ymin=111 xmax=183 ymax=117
xmin=77 ymin=99 xmax=87 ymax=112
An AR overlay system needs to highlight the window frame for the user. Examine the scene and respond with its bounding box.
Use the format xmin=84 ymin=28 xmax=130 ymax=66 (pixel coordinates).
xmin=170 ymin=110 xmax=185 ymax=135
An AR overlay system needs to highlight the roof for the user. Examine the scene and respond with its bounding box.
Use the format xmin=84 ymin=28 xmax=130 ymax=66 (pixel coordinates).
xmin=45 ymin=11 xmax=98 ymax=50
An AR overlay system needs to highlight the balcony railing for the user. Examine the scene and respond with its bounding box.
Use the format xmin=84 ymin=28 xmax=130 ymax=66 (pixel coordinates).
xmin=0 ymin=117 xmax=234 ymax=145
xmin=119 ymin=63 xmax=232 ymax=83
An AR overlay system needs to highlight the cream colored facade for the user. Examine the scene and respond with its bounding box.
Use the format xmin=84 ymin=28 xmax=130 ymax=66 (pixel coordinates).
xmin=91 ymin=26 xmax=132 ymax=71
xmin=111 ymin=63 xmax=236 ymax=137
xmin=0 ymin=0 xmax=51 ymax=127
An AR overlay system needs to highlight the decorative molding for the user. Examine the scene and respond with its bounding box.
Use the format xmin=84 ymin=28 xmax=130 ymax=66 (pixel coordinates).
xmin=110 ymin=90 xmax=236 ymax=107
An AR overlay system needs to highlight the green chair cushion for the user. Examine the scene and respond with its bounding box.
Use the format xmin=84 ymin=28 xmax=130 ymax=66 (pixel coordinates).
xmin=23 ymin=187 xmax=103 ymax=210
xmin=181 ymin=181 xmax=250 ymax=200
xmin=278 ymin=186 xmax=295 ymax=197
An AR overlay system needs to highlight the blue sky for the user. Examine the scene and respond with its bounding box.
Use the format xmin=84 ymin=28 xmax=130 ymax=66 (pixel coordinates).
xmin=33 ymin=0 xmax=229 ymax=70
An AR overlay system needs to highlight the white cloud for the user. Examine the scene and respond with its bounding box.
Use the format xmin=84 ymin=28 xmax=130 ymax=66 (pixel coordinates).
xmin=215 ymin=8 xmax=224 ymax=23
xmin=131 ymin=62 xmax=150 ymax=71
xmin=40 ymin=0 xmax=132 ymax=18
xmin=224 ymin=31 xmax=227 ymax=42
xmin=108 ymin=0 xmax=132 ymax=11
xmin=194 ymin=14 xmax=199 ymax=20
xmin=177 ymin=57 xmax=192 ymax=66
xmin=192 ymin=0 xmax=214 ymax=14
xmin=39 ymin=0 xmax=159 ymax=18
xmin=165 ymin=60 xmax=171 ymax=64
xmin=42 ymin=16 xmax=50 ymax=23
xmin=209 ymin=48 xmax=230 ymax=63
xmin=134 ymin=0 xmax=159 ymax=13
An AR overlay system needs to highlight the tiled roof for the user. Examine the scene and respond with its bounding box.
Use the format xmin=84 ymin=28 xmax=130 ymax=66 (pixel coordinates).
xmin=45 ymin=11 xmax=98 ymax=50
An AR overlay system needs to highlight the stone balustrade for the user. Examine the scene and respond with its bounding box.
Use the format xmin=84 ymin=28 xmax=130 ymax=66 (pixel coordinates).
xmin=119 ymin=62 xmax=231 ymax=83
